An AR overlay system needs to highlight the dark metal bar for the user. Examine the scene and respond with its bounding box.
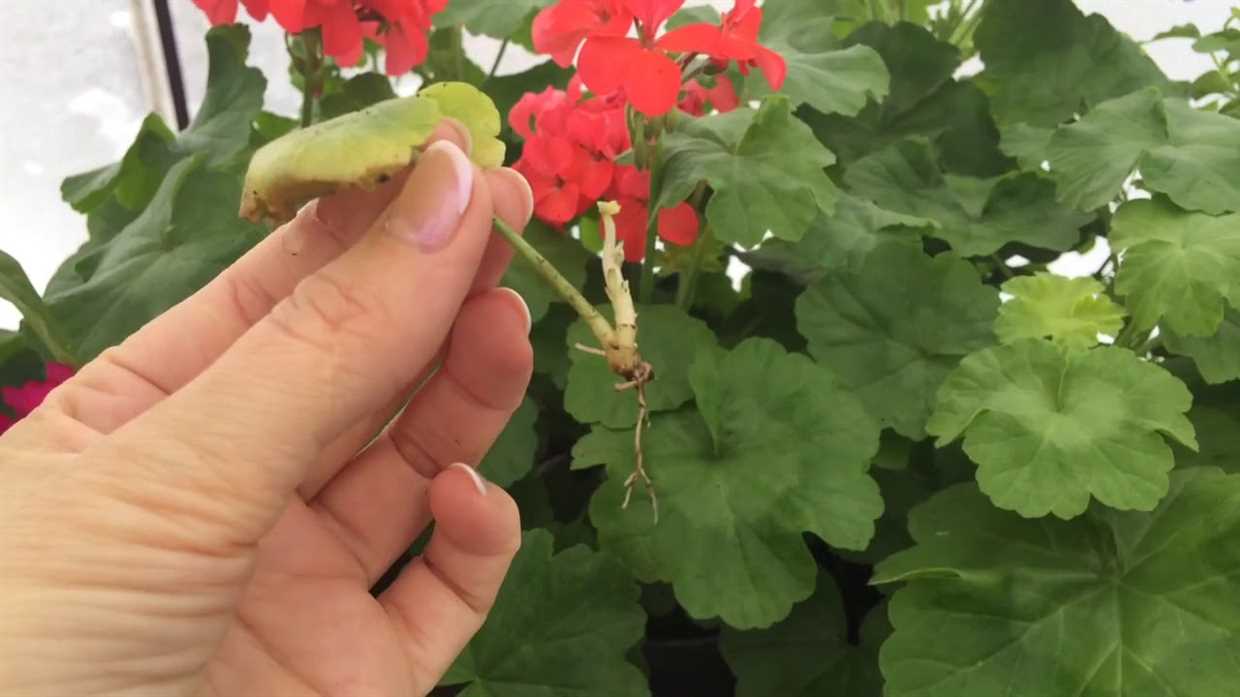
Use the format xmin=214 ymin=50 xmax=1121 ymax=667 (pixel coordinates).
xmin=151 ymin=0 xmax=190 ymax=129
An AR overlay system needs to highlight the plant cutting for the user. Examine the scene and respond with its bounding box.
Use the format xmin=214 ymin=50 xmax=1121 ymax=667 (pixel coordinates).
xmin=4 ymin=0 xmax=1240 ymax=694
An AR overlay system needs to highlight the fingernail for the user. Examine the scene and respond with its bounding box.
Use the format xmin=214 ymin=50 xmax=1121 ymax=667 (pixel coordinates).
xmin=449 ymin=462 xmax=488 ymax=497
xmin=388 ymin=140 xmax=474 ymax=252
xmin=497 ymin=287 xmax=532 ymax=334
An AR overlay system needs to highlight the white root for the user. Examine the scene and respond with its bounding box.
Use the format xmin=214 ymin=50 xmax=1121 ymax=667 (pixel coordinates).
xmin=597 ymin=200 xmax=657 ymax=522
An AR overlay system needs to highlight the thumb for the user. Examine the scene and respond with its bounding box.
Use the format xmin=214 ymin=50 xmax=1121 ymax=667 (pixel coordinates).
xmin=100 ymin=140 xmax=498 ymax=543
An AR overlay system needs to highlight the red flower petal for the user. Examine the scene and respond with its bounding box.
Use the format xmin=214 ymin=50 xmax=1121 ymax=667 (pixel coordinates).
xmin=539 ymin=182 xmax=583 ymax=223
xmin=624 ymin=0 xmax=683 ymax=37
xmin=623 ymin=48 xmax=682 ymax=116
xmin=382 ymin=18 xmax=428 ymax=74
xmin=533 ymin=0 xmax=633 ymax=67
xmin=707 ymin=74 xmax=739 ymax=112
xmin=657 ymin=203 xmax=700 ymax=246
xmin=269 ymin=0 xmax=305 ymax=31
xmin=752 ymin=45 xmax=787 ymax=91
xmin=611 ymin=197 xmax=650 ymax=262
xmin=570 ymin=151 xmax=615 ymax=199
xmin=578 ymin=36 xmax=640 ymax=96
xmin=612 ymin=165 xmax=650 ymax=199
xmin=314 ymin=2 xmax=364 ymax=59
xmin=194 ymin=0 xmax=239 ymax=25
xmin=241 ymin=0 xmax=269 ymax=20
xmin=654 ymin=23 xmax=721 ymax=54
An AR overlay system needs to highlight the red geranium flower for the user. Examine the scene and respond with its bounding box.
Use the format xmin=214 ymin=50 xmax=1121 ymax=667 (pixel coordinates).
xmin=193 ymin=0 xmax=445 ymax=75
xmin=533 ymin=0 xmax=634 ymax=67
xmin=656 ymin=0 xmax=786 ymax=91
xmin=679 ymin=75 xmax=739 ymax=115
xmin=575 ymin=0 xmax=688 ymax=116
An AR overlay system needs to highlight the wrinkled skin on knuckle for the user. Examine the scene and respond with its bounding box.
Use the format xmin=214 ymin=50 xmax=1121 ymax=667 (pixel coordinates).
xmin=267 ymin=269 xmax=396 ymax=371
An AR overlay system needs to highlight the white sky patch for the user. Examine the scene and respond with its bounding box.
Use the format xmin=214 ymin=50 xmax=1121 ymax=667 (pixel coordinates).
xmin=66 ymin=88 xmax=145 ymax=159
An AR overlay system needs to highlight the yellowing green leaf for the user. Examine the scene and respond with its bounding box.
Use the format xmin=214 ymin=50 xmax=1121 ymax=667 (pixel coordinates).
xmin=995 ymin=273 xmax=1125 ymax=349
xmin=928 ymin=339 xmax=1197 ymax=518
xmin=240 ymin=81 xmax=503 ymax=223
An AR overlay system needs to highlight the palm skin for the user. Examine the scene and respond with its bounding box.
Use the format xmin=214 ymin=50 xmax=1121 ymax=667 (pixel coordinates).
xmin=0 ymin=129 xmax=535 ymax=697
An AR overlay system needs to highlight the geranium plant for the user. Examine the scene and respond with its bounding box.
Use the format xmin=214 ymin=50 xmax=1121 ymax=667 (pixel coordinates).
xmin=4 ymin=0 xmax=1240 ymax=693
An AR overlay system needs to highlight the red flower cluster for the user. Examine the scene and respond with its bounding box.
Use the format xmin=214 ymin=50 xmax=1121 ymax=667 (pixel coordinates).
xmin=0 ymin=363 xmax=73 ymax=435
xmin=510 ymin=80 xmax=699 ymax=261
xmin=533 ymin=0 xmax=784 ymax=116
xmin=192 ymin=0 xmax=446 ymax=75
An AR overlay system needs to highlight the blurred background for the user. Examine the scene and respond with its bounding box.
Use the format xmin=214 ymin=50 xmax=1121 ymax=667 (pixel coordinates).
xmin=0 ymin=0 xmax=1232 ymax=329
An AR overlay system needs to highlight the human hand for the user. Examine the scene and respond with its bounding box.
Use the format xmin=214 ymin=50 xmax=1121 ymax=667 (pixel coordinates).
xmin=0 ymin=123 xmax=535 ymax=697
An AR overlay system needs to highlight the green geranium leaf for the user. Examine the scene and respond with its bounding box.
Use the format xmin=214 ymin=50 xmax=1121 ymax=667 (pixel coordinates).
xmin=501 ymin=222 xmax=591 ymax=323
xmin=1110 ymin=198 xmax=1240 ymax=336
xmin=61 ymin=25 xmax=264 ymax=215
xmin=655 ymin=98 xmax=837 ymax=247
xmin=741 ymin=193 xmax=928 ymax=283
xmin=45 ymin=156 xmax=266 ymax=361
xmin=844 ymin=139 xmax=1091 ymax=256
xmin=442 ymin=530 xmax=648 ymax=697
xmin=479 ymin=397 xmax=538 ymax=488
xmin=754 ymin=0 xmax=890 ymax=117
xmin=847 ymin=21 xmax=958 ymax=113
xmin=1176 ymin=405 xmax=1240 ymax=473
xmin=875 ymin=468 xmax=1240 ymax=697
xmin=0 ymin=331 xmax=46 ymax=395
xmin=1194 ymin=28 xmax=1240 ymax=56
xmin=1047 ymin=88 xmax=1240 ymax=214
xmin=564 ymin=305 xmax=715 ymax=428
xmin=318 ymin=73 xmax=397 ymax=120
xmin=435 ymin=0 xmax=552 ymax=39
xmin=928 ymin=339 xmax=1197 ymax=518
xmin=974 ymin=0 xmax=1168 ymax=127
xmin=995 ymin=273 xmax=1125 ymax=349
xmin=1151 ymin=23 xmax=1202 ymax=41
xmin=806 ymin=23 xmax=1010 ymax=177
xmin=997 ymin=122 xmax=1054 ymax=169
xmin=1164 ymin=306 xmax=1240 ymax=384
xmin=721 ymin=573 xmax=888 ymax=697
xmin=796 ymin=243 xmax=999 ymax=439
xmin=240 ymin=81 xmax=503 ymax=223
xmin=0 ymin=251 xmax=75 ymax=365
xmin=577 ymin=338 xmax=882 ymax=629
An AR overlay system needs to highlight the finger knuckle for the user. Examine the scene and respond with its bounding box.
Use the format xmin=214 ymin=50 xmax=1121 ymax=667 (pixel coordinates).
xmin=225 ymin=271 xmax=280 ymax=328
xmin=267 ymin=270 xmax=389 ymax=356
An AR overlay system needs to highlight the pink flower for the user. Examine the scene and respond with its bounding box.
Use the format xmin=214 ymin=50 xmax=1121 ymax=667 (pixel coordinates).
xmin=0 ymin=363 xmax=74 ymax=434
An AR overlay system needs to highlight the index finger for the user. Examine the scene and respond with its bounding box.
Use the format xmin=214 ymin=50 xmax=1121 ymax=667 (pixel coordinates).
xmin=109 ymin=140 xmax=497 ymax=539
